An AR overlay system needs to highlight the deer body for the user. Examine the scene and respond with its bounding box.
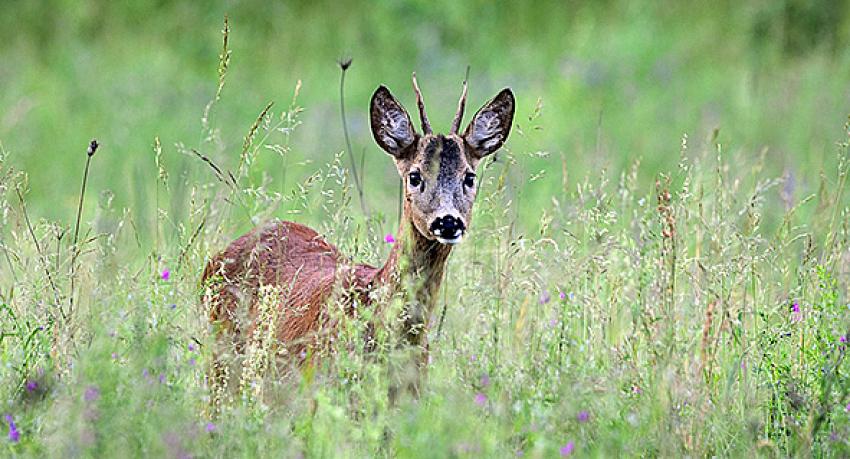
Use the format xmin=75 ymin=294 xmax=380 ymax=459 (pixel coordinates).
xmin=202 ymin=216 xmax=451 ymax=359
xmin=202 ymin=75 xmax=514 ymax=393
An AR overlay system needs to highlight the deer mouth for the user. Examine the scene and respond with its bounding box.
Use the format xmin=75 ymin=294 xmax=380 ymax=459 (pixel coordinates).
xmin=434 ymin=231 xmax=464 ymax=245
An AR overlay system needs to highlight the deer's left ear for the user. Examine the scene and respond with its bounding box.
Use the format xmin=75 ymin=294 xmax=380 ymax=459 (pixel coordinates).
xmin=463 ymin=88 xmax=515 ymax=159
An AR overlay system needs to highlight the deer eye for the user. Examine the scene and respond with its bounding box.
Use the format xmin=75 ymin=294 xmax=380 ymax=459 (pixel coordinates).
xmin=409 ymin=171 xmax=423 ymax=189
xmin=463 ymin=172 xmax=476 ymax=189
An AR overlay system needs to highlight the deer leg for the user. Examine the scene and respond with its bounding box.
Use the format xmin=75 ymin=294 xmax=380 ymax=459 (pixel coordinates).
xmin=387 ymin=339 xmax=429 ymax=405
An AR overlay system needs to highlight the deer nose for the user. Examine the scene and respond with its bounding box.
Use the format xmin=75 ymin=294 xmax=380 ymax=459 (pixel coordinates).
xmin=430 ymin=215 xmax=466 ymax=240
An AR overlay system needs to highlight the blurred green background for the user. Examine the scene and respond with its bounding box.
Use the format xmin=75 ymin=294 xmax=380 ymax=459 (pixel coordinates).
xmin=1 ymin=0 xmax=849 ymax=236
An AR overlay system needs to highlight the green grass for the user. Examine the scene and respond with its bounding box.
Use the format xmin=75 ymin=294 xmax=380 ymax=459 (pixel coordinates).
xmin=2 ymin=1 xmax=850 ymax=457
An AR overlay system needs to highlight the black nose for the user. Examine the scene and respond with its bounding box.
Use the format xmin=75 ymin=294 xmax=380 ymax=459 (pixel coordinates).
xmin=430 ymin=215 xmax=465 ymax=239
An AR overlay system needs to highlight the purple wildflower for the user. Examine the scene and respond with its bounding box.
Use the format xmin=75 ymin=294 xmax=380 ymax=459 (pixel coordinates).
xmin=845 ymin=402 xmax=850 ymax=412
xmin=474 ymin=393 xmax=487 ymax=407
xmin=112 ymin=352 xmax=119 ymax=360
xmin=384 ymin=233 xmax=396 ymax=244
xmin=480 ymin=374 xmax=491 ymax=388
xmin=161 ymin=269 xmax=170 ymax=281
xmin=158 ymin=374 xmax=166 ymax=384
xmin=84 ymin=386 xmax=100 ymax=402
xmin=5 ymin=415 xmax=19 ymax=443
xmin=188 ymin=343 xmax=196 ymax=352
xmin=791 ymin=302 xmax=802 ymax=323
xmin=577 ymin=410 xmax=590 ymax=423
xmin=25 ymin=380 xmax=38 ymax=393
xmin=469 ymin=354 xmax=478 ymax=362
xmin=559 ymin=441 xmax=575 ymax=456
xmin=841 ymin=336 xmax=847 ymax=344
xmin=188 ymin=358 xmax=196 ymax=367
xmin=539 ymin=290 xmax=551 ymax=305
xmin=559 ymin=291 xmax=566 ymax=301
xmin=169 ymin=303 xmax=177 ymax=310
xmin=205 ymin=422 xmax=216 ymax=433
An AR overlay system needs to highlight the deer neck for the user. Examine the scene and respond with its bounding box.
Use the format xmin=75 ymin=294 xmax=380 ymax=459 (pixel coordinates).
xmin=375 ymin=214 xmax=452 ymax=344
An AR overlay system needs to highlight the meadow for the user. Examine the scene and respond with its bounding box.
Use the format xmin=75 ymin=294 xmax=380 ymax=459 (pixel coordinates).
xmin=1 ymin=1 xmax=850 ymax=457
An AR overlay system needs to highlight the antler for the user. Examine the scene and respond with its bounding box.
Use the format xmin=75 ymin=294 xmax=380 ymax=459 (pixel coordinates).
xmin=449 ymin=66 xmax=470 ymax=134
xmin=411 ymin=72 xmax=432 ymax=135
xmin=413 ymin=72 xmax=433 ymax=134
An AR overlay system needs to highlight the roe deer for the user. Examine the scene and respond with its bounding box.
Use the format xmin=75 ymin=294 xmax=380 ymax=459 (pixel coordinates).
xmin=202 ymin=74 xmax=514 ymax=399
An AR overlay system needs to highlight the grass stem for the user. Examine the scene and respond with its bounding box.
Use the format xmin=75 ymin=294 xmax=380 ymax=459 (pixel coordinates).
xmin=69 ymin=139 xmax=98 ymax=315
xmin=338 ymin=58 xmax=367 ymax=216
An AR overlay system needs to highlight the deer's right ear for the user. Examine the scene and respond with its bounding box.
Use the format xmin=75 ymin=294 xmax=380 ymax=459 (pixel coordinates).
xmin=370 ymin=86 xmax=417 ymax=157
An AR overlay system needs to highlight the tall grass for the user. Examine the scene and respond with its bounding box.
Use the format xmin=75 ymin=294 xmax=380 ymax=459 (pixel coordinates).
xmin=1 ymin=17 xmax=850 ymax=458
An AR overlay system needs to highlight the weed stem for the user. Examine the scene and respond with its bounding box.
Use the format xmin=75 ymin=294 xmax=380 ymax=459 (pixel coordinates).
xmin=69 ymin=139 xmax=98 ymax=315
xmin=338 ymin=58 xmax=367 ymax=216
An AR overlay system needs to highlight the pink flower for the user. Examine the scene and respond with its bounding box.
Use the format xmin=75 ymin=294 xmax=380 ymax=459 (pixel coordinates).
xmin=384 ymin=233 xmax=396 ymax=244
xmin=559 ymin=291 xmax=566 ymax=300
xmin=560 ymin=441 xmax=575 ymax=456
xmin=161 ymin=269 xmax=170 ymax=281
xmin=474 ymin=393 xmax=487 ymax=407
xmin=841 ymin=336 xmax=847 ymax=344
xmin=577 ymin=411 xmax=589 ymax=423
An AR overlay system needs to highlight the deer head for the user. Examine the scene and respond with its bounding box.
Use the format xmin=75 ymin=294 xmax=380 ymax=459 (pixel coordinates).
xmin=370 ymin=74 xmax=515 ymax=244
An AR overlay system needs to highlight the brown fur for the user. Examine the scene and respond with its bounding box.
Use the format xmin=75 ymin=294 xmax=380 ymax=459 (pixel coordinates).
xmin=203 ymin=221 xmax=369 ymax=359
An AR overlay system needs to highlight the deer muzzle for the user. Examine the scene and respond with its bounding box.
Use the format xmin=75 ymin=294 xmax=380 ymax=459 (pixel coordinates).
xmin=429 ymin=215 xmax=466 ymax=244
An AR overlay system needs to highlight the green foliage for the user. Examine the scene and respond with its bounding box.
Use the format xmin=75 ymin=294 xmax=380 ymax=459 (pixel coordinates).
xmin=1 ymin=2 xmax=850 ymax=457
